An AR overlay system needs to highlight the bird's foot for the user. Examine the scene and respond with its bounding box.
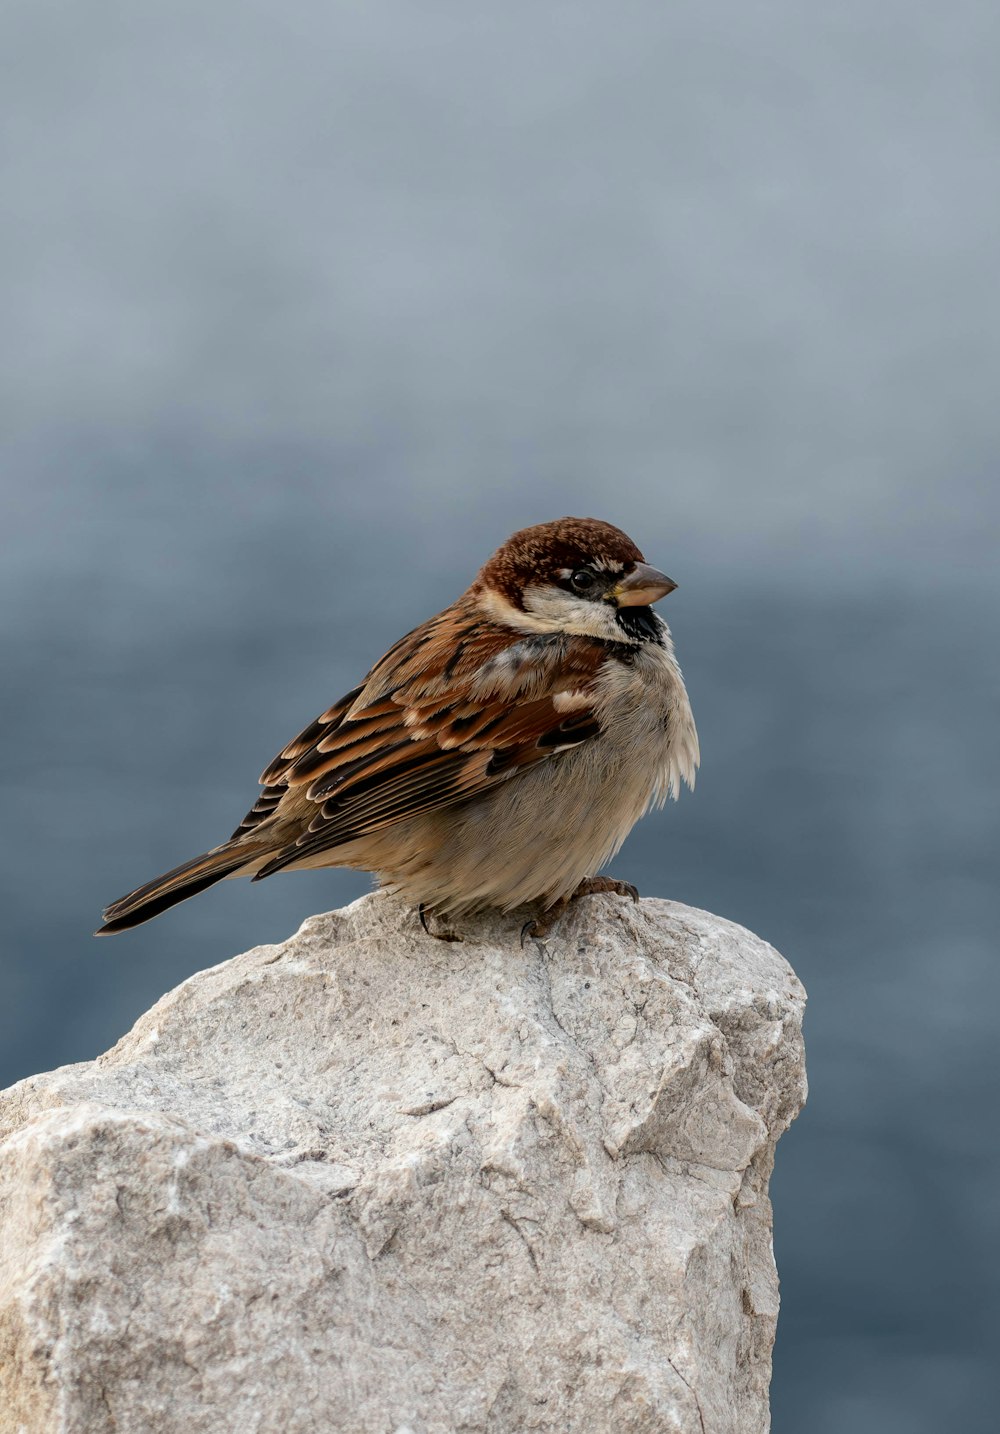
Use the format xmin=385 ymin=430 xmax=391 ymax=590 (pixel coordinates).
xmin=570 ymin=875 xmax=640 ymax=904
xmin=520 ymin=897 xmax=569 ymax=948
xmin=520 ymin=877 xmax=639 ymax=948
xmin=418 ymin=903 xmax=463 ymax=943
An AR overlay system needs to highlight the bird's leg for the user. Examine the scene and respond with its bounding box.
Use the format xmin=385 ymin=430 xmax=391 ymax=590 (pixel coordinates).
xmin=521 ymin=896 xmax=570 ymax=948
xmin=570 ymin=875 xmax=640 ymax=904
xmin=520 ymin=877 xmax=639 ymax=947
xmin=418 ymin=903 xmax=463 ymax=943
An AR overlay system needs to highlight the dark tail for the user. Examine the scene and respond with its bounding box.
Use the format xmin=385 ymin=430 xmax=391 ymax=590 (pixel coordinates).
xmin=95 ymin=844 xmax=260 ymax=935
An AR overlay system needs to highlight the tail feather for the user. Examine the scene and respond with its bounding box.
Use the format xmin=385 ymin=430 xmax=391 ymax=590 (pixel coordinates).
xmin=95 ymin=845 xmax=259 ymax=935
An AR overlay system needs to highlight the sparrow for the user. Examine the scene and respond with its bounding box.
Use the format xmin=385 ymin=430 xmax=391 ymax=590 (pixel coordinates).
xmin=96 ymin=517 xmax=699 ymax=939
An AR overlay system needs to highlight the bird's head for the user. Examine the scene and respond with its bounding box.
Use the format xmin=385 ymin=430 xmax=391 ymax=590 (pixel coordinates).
xmin=474 ymin=516 xmax=677 ymax=644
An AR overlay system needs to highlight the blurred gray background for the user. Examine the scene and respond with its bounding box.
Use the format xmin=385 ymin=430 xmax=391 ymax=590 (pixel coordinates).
xmin=3 ymin=3 xmax=998 ymax=1429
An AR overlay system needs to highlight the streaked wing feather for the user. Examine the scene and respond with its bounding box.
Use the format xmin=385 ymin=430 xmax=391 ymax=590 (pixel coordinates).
xmin=243 ymin=608 xmax=609 ymax=880
xmin=229 ymin=783 xmax=285 ymax=839
xmin=258 ymin=684 xmax=365 ymax=785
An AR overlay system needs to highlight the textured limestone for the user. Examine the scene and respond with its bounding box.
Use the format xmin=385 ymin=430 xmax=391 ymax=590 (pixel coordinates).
xmin=0 ymin=892 xmax=805 ymax=1434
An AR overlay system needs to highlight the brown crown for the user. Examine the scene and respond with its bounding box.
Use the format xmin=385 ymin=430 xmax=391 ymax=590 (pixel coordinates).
xmin=476 ymin=517 xmax=645 ymax=608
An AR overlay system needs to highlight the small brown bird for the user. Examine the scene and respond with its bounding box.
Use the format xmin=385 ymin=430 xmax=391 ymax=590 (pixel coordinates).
xmin=97 ymin=517 xmax=699 ymax=938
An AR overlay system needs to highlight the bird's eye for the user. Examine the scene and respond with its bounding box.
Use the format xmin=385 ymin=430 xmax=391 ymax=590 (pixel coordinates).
xmin=570 ymin=568 xmax=596 ymax=593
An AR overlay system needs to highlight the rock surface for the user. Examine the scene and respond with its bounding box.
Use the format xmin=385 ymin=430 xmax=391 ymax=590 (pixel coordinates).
xmin=0 ymin=892 xmax=806 ymax=1434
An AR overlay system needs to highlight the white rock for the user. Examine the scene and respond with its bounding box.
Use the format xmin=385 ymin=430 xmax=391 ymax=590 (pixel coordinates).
xmin=0 ymin=892 xmax=806 ymax=1434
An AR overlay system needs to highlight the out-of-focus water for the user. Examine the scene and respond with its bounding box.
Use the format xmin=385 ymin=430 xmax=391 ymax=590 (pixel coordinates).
xmin=3 ymin=554 xmax=997 ymax=1431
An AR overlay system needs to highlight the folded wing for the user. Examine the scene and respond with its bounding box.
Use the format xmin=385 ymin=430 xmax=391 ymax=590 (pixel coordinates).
xmin=245 ymin=611 xmax=607 ymax=879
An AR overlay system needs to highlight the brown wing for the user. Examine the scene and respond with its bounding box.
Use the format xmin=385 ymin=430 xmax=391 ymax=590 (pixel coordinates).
xmin=228 ymin=684 xmax=365 ymax=839
xmin=242 ymin=606 xmax=607 ymax=880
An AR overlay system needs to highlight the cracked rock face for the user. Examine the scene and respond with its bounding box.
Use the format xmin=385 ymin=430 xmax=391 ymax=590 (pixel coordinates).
xmin=0 ymin=893 xmax=806 ymax=1434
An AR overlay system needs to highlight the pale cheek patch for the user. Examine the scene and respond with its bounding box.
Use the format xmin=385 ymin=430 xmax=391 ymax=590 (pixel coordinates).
xmin=477 ymin=586 xmax=552 ymax=634
xmin=520 ymin=585 xmax=627 ymax=642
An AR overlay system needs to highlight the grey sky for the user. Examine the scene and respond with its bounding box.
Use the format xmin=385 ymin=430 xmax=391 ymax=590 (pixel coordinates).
xmin=3 ymin=0 xmax=999 ymax=593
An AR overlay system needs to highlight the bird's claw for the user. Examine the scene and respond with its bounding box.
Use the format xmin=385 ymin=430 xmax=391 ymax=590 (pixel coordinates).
xmin=520 ymin=878 xmax=639 ymax=948
xmin=418 ymin=903 xmax=462 ymax=942
xmin=572 ymin=876 xmax=639 ymax=905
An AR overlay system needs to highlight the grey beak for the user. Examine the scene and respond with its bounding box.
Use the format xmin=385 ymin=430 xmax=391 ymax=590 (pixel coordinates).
xmin=612 ymin=562 xmax=677 ymax=607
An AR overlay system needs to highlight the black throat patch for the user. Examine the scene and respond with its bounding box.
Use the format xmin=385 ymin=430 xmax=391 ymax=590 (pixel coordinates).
xmin=614 ymin=605 xmax=663 ymax=645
